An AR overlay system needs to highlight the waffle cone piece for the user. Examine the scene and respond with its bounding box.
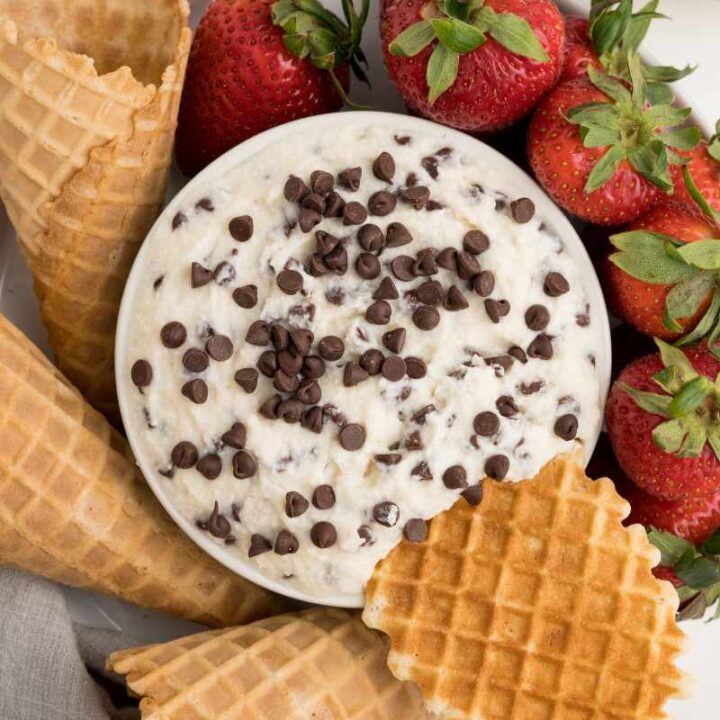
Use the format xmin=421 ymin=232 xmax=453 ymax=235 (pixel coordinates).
xmin=363 ymin=452 xmax=692 ymax=720
xmin=108 ymin=608 xmax=431 ymax=720
xmin=0 ymin=0 xmax=192 ymax=423
xmin=0 ymin=312 xmax=284 ymax=626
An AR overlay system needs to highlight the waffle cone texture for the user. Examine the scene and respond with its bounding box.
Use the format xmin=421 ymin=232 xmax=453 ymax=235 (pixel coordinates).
xmin=0 ymin=0 xmax=192 ymax=423
xmin=363 ymin=452 xmax=692 ymax=720
xmin=108 ymin=608 xmax=431 ymax=720
xmin=0 ymin=312 xmax=284 ymax=626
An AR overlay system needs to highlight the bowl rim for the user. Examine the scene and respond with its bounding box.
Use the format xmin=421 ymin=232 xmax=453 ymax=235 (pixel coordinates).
xmin=116 ymin=109 xmax=613 ymax=609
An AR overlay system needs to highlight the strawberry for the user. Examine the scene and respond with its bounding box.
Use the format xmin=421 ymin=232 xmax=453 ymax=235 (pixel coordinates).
xmin=380 ymin=0 xmax=565 ymax=133
xmin=604 ymin=200 xmax=719 ymax=342
xmin=670 ymin=122 xmax=720 ymax=215
xmin=561 ymin=16 xmax=598 ymax=82
xmin=607 ymin=341 xmax=720 ymax=501
xmin=652 ymin=565 xmax=684 ymax=589
xmin=176 ymin=0 xmax=368 ymax=176
xmin=527 ymin=59 xmax=700 ymax=225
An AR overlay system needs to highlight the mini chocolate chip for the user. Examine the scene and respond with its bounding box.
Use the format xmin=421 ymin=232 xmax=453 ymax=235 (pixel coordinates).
xmin=443 ymin=465 xmax=468 ymax=489
xmin=246 ymin=320 xmax=270 ymax=346
xmin=302 ymin=192 xmax=326 ymax=214
xmin=311 ymin=521 xmax=337 ymax=548
xmin=197 ymin=454 xmax=222 ymax=480
xmin=325 ymin=192 xmax=346 ymax=218
xmin=289 ymin=329 xmax=314 ymax=356
xmin=577 ymin=312 xmax=591 ymax=327
xmin=339 ymin=423 xmax=366 ymax=451
xmin=386 ymin=222 xmax=413 ymax=247
xmin=376 ymin=453 xmax=402 ymax=465
xmin=172 ymin=212 xmax=187 ymax=230
xmin=356 ymin=252 xmax=381 ymax=279
xmin=274 ymin=369 xmax=299 ymax=394
xmin=131 ymin=359 xmax=153 ymax=389
xmin=160 ymin=322 xmax=187 ymax=349
xmin=404 ymin=518 xmax=428 ymax=543
xmin=182 ymin=348 xmax=209 ymax=374
xmin=312 ymin=485 xmax=336 ymax=509
xmin=521 ymin=380 xmax=544 ymax=395
xmin=509 ymin=346 xmax=528 ymax=364
xmin=299 ymin=207 xmax=322 ymax=232
xmin=366 ymin=300 xmax=392 ymax=325
xmin=406 ymin=172 xmax=417 ymax=186
xmin=229 ymin=215 xmax=254 ymax=242
xmin=277 ymin=269 xmax=303 ymax=295
xmin=399 ymin=186 xmax=430 ymax=210
xmin=373 ymin=276 xmax=399 ymax=300
xmin=463 ymin=230 xmax=490 ymax=255
xmin=357 ymin=224 xmax=385 ymax=252
xmin=270 ymin=324 xmax=289 ymax=352
xmin=171 ymin=441 xmax=198 ymax=469
xmin=285 ymin=491 xmax=309 ymax=518
xmin=344 ymin=362 xmax=369 ymax=387
xmin=213 ymin=261 xmax=235 ymax=286
xmin=360 ymin=349 xmax=384 ymax=375
xmin=485 ymin=454 xmax=510 ymax=480
xmin=422 ymin=155 xmax=439 ymax=179
xmin=373 ymin=501 xmax=399 ymax=527
xmin=206 ymin=334 xmax=234 ymax=362
xmin=259 ymin=394 xmax=282 ymax=419
xmin=324 ymin=244 xmax=348 ymax=274
xmin=249 ymin=534 xmax=272 ymax=557
xmin=301 ymin=405 xmax=324 ymax=434
xmin=316 ymin=230 xmax=340 ymax=255
xmin=405 ymin=430 xmax=423 ymax=450
xmin=445 ymin=285 xmax=469 ymax=311
xmin=191 ymin=262 xmax=214 ymax=288
xmin=426 ymin=199 xmax=444 ymax=211
xmin=233 ymin=285 xmax=257 ymax=308
xmin=232 ymin=451 xmax=256 ymax=478
xmin=182 ymin=379 xmax=208 ymax=404
xmin=496 ymin=395 xmax=519 ymax=417
xmin=394 ymin=134 xmax=411 ymax=145
xmin=373 ymin=151 xmax=396 ymax=182
xmin=527 ymin=333 xmax=554 ymax=360
xmin=413 ymin=249 xmax=438 ymax=277
xmin=484 ymin=299 xmax=510 ymax=323
xmin=436 ymin=247 xmax=458 ymax=271
xmin=413 ymin=305 xmax=440 ymax=331
xmin=257 ymin=350 xmax=279 ymax=378
xmin=405 ymin=357 xmax=427 ymax=379
xmin=412 ymin=461 xmax=433 ymax=480
xmin=311 ymin=169 xmax=335 ymax=195
xmin=412 ymin=404 xmax=436 ymax=425
xmin=318 ymin=336 xmax=345 ymax=361
xmin=153 ymin=275 xmax=165 ymax=290
xmin=544 ymin=272 xmax=570 ymax=297
xmin=555 ymin=414 xmax=579 ymax=440
xmin=472 ymin=271 xmax=495 ymax=297
xmin=462 ymin=484 xmax=483 ymax=506
xmin=207 ymin=503 xmax=232 ymax=538
xmin=221 ymin=422 xmax=247 ymax=449
xmin=277 ymin=399 xmax=303 ymax=423
xmin=415 ymin=280 xmax=443 ymax=306
xmin=457 ymin=251 xmax=481 ymax=280
xmin=525 ymin=305 xmax=550 ymax=331
xmin=274 ymin=530 xmax=299 ymax=555
xmin=368 ymin=191 xmax=397 ymax=216
xmin=338 ymin=166 xmax=362 ymax=191
xmin=382 ymin=355 xmax=406 ymax=382
xmin=343 ymin=201 xmax=368 ymax=226
xmin=391 ymin=255 xmax=416 ymax=282
xmin=302 ymin=356 xmax=326 ymax=380
xmin=511 ymin=198 xmax=535 ymax=223
xmin=474 ymin=412 xmax=500 ymax=436
xmin=485 ymin=356 xmax=514 ymax=376
xmin=382 ymin=328 xmax=406 ymax=354
xmin=284 ymin=175 xmax=309 ymax=202
xmin=297 ymin=380 xmax=321 ymax=405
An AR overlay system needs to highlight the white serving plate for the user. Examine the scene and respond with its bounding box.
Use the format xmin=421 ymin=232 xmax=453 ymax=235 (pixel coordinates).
xmin=0 ymin=0 xmax=717 ymax=715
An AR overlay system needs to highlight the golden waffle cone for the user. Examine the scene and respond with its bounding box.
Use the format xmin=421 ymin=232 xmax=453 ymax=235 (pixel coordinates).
xmin=0 ymin=0 xmax=192 ymax=423
xmin=363 ymin=452 xmax=692 ymax=720
xmin=108 ymin=608 xmax=431 ymax=719
xmin=0 ymin=312 xmax=286 ymax=626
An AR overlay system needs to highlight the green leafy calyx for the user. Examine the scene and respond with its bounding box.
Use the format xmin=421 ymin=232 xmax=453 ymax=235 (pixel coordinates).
xmin=389 ymin=0 xmax=549 ymax=105
xmin=272 ymin=0 xmax=370 ymax=109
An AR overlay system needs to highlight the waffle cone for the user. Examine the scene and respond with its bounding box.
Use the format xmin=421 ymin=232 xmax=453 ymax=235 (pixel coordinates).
xmin=0 ymin=0 xmax=192 ymax=423
xmin=363 ymin=452 xmax=692 ymax=720
xmin=0 ymin=312 xmax=285 ymax=626
xmin=108 ymin=608 xmax=431 ymax=719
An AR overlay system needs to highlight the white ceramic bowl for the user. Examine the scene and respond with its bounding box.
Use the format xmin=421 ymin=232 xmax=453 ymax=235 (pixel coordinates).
xmin=116 ymin=110 xmax=613 ymax=608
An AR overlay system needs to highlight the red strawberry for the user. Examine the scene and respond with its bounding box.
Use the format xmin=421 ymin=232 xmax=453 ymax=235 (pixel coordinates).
xmin=176 ymin=0 xmax=368 ymax=176
xmin=607 ymin=342 xmax=720 ymax=500
xmin=560 ymin=16 xmax=598 ymax=82
xmin=527 ymin=63 xmax=700 ymax=225
xmin=652 ymin=565 xmax=684 ymax=589
xmin=604 ymin=200 xmax=719 ymax=341
xmin=380 ymin=0 xmax=565 ymax=133
xmin=670 ymin=136 xmax=720 ymax=215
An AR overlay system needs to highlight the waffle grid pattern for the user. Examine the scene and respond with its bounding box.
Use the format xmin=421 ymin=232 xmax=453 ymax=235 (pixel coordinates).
xmin=0 ymin=314 xmax=281 ymax=627
xmin=364 ymin=454 xmax=691 ymax=720
xmin=109 ymin=608 xmax=430 ymax=720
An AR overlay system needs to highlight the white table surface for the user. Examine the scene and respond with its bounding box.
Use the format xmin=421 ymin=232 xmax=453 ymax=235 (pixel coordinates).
xmin=0 ymin=0 xmax=718 ymax=715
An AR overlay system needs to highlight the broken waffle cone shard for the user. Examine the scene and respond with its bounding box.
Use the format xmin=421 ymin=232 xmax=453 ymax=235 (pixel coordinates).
xmin=0 ymin=0 xmax=192 ymax=423
xmin=363 ymin=452 xmax=693 ymax=720
xmin=108 ymin=608 xmax=431 ymax=720
xmin=0 ymin=312 xmax=284 ymax=627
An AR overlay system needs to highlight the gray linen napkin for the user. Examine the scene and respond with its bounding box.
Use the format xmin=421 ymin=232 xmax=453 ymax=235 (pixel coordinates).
xmin=0 ymin=568 xmax=138 ymax=720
